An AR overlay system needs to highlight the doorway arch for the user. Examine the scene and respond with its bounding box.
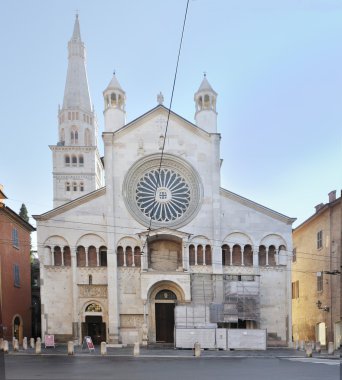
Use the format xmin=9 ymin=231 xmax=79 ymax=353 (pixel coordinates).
xmin=12 ymin=315 xmax=23 ymax=344
xmin=147 ymin=281 xmax=185 ymax=343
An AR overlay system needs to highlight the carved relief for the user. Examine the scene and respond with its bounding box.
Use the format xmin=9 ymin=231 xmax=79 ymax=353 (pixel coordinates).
xmin=79 ymin=285 xmax=107 ymax=298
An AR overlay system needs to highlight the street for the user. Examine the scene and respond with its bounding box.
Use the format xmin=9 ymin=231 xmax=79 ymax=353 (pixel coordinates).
xmin=2 ymin=355 xmax=340 ymax=380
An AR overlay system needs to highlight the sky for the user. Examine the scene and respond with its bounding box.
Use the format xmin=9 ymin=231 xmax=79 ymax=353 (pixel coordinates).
xmin=0 ymin=0 xmax=341 ymax=250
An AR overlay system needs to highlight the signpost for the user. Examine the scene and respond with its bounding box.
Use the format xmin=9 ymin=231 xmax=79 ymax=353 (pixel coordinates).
xmin=44 ymin=334 xmax=55 ymax=348
xmin=83 ymin=336 xmax=95 ymax=352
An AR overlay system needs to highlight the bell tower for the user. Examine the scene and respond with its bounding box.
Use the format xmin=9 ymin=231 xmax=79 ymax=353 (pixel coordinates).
xmin=51 ymin=15 xmax=104 ymax=208
xmin=194 ymin=74 xmax=218 ymax=133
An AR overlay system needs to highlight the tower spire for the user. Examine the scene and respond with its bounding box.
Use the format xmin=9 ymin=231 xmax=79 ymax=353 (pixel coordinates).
xmin=62 ymin=14 xmax=92 ymax=112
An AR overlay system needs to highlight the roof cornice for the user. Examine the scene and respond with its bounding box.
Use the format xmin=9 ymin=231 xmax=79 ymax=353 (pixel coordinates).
xmin=220 ymin=187 xmax=296 ymax=225
xmin=0 ymin=204 xmax=36 ymax=231
xmin=33 ymin=187 xmax=106 ymax=221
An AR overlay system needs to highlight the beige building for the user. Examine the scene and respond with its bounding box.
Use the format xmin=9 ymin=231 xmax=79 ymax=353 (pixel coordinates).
xmin=292 ymin=190 xmax=341 ymax=349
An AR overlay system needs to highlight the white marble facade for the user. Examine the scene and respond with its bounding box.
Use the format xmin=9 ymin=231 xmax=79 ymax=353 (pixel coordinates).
xmin=34 ymin=16 xmax=295 ymax=346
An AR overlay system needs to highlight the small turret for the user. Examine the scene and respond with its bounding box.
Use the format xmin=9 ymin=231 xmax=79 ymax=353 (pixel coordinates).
xmin=103 ymin=73 xmax=126 ymax=132
xmin=194 ymin=74 xmax=217 ymax=133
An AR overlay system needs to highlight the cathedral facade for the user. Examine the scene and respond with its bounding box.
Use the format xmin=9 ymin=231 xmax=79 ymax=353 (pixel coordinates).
xmin=34 ymin=16 xmax=295 ymax=346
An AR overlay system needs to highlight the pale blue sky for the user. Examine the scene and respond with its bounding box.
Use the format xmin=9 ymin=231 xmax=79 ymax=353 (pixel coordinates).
xmin=0 ymin=0 xmax=341 ymax=249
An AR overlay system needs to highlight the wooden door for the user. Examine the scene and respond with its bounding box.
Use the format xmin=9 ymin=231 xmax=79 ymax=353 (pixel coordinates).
xmin=155 ymin=303 xmax=175 ymax=343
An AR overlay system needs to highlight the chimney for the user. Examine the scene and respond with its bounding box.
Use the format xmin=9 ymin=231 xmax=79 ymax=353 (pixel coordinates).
xmin=315 ymin=203 xmax=324 ymax=213
xmin=328 ymin=190 xmax=336 ymax=203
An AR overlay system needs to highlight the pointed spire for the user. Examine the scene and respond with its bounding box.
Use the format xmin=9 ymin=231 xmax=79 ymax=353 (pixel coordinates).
xmin=71 ymin=13 xmax=82 ymax=42
xmin=196 ymin=73 xmax=217 ymax=95
xmin=62 ymin=15 xmax=92 ymax=112
xmin=104 ymin=72 xmax=124 ymax=92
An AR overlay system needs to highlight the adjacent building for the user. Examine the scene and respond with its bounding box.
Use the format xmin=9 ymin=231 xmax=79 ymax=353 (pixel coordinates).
xmin=0 ymin=186 xmax=35 ymax=343
xmin=292 ymin=190 xmax=341 ymax=349
xmin=34 ymin=16 xmax=296 ymax=347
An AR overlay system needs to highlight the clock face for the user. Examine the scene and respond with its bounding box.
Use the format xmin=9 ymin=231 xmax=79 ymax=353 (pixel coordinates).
xmin=123 ymin=154 xmax=202 ymax=228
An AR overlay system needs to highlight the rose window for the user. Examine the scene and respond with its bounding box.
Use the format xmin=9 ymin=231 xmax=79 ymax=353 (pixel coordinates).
xmin=123 ymin=154 xmax=203 ymax=228
xmin=136 ymin=168 xmax=191 ymax=222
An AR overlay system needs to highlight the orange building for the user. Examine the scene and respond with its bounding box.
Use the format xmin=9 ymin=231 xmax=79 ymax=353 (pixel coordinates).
xmin=292 ymin=190 xmax=341 ymax=349
xmin=0 ymin=186 xmax=35 ymax=343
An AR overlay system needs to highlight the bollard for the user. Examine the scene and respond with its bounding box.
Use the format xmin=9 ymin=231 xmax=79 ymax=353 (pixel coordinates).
xmin=30 ymin=338 xmax=35 ymax=349
xmin=315 ymin=341 xmax=321 ymax=353
xmin=327 ymin=342 xmax=334 ymax=355
xmin=67 ymin=341 xmax=74 ymax=355
xmin=311 ymin=341 xmax=315 ymax=351
xmin=295 ymin=340 xmax=299 ymax=350
xmin=23 ymin=337 xmax=28 ymax=350
xmin=133 ymin=342 xmax=140 ymax=356
xmin=36 ymin=337 xmax=41 ymax=344
xmin=305 ymin=343 xmax=313 ymax=358
xmin=194 ymin=342 xmax=201 ymax=357
xmin=0 ymin=338 xmax=3 ymax=350
xmin=13 ymin=339 xmax=19 ymax=352
xmin=3 ymin=341 xmax=9 ymax=353
xmin=100 ymin=341 xmax=107 ymax=355
xmin=299 ymin=340 xmax=305 ymax=351
xmin=35 ymin=339 xmax=41 ymax=354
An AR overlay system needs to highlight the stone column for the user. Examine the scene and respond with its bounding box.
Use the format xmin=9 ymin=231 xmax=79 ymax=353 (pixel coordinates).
xmin=61 ymin=247 xmax=64 ymax=266
xmin=229 ymin=246 xmax=233 ymax=266
xmin=241 ymin=246 xmax=244 ymax=266
xmin=195 ymin=245 xmax=198 ymax=266
xmin=71 ymin=249 xmax=79 ymax=343
xmin=266 ymin=247 xmax=269 ymax=266
xmin=123 ymin=246 xmax=127 ymax=267
xmin=253 ymin=248 xmax=259 ymax=267
xmin=275 ymin=248 xmax=279 ymax=266
xmin=183 ymin=241 xmax=189 ymax=271
xmin=96 ymin=248 xmax=100 ymax=267
xmin=85 ymin=248 xmax=89 ymax=267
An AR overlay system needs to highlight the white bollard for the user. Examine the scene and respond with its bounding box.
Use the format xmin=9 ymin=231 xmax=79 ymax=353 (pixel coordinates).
xmin=36 ymin=337 xmax=41 ymax=344
xmin=315 ymin=341 xmax=321 ymax=353
xmin=30 ymin=338 xmax=35 ymax=349
xmin=13 ymin=339 xmax=19 ymax=352
xmin=67 ymin=341 xmax=74 ymax=355
xmin=299 ymin=340 xmax=305 ymax=351
xmin=305 ymin=343 xmax=313 ymax=357
xmin=0 ymin=338 xmax=3 ymax=350
xmin=3 ymin=341 xmax=9 ymax=353
xmin=35 ymin=339 xmax=41 ymax=354
xmin=295 ymin=340 xmax=299 ymax=350
xmin=327 ymin=342 xmax=334 ymax=354
xmin=194 ymin=342 xmax=201 ymax=357
xmin=23 ymin=337 xmax=28 ymax=350
xmin=100 ymin=341 xmax=107 ymax=355
xmin=133 ymin=342 xmax=140 ymax=356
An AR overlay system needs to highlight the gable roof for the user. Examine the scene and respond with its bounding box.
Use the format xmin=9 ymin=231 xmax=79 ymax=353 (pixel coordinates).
xmin=0 ymin=204 xmax=35 ymax=232
xmin=220 ymin=187 xmax=296 ymax=225
xmin=111 ymin=104 xmax=216 ymax=139
xmin=33 ymin=187 xmax=106 ymax=221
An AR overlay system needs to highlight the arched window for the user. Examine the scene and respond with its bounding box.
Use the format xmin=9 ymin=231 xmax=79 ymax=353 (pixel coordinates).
xmin=117 ymin=246 xmax=124 ymax=266
xmin=71 ymin=131 xmax=75 ymax=144
xmin=268 ymin=245 xmax=276 ymax=266
xmin=244 ymin=245 xmax=253 ymax=266
xmin=197 ymin=245 xmax=203 ymax=265
xmin=189 ymin=245 xmax=195 ymax=266
xmin=88 ymin=246 xmax=97 ymax=267
xmin=126 ymin=246 xmax=133 ymax=266
xmin=204 ymin=94 xmax=210 ymax=108
xmin=88 ymin=275 xmax=93 ymax=285
xmin=53 ymin=246 xmax=62 ymax=266
xmin=63 ymin=246 xmax=71 ymax=266
xmin=259 ymin=245 xmax=266 ymax=266
xmin=222 ymin=244 xmax=230 ymax=266
xmin=79 ymin=155 xmax=84 ymax=166
xmin=80 ymin=182 xmax=84 ymax=192
xmin=75 ymin=131 xmax=78 ymax=144
xmin=134 ymin=246 xmax=141 ymax=267
xmin=76 ymin=246 xmax=86 ymax=267
xmin=85 ymin=128 xmax=91 ymax=146
xmin=111 ymin=92 xmax=117 ymax=106
xmin=73 ymin=182 xmax=77 ymax=191
xmin=205 ymin=245 xmax=212 ymax=265
xmin=232 ymin=245 xmax=241 ymax=266
xmin=72 ymin=156 xmax=77 ymax=166
xmin=99 ymin=246 xmax=107 ymax=267
xmin=66 ymin=182 xmax=70 ymax=191
xmin=65 ymin=155 xmax=70 ymax=166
